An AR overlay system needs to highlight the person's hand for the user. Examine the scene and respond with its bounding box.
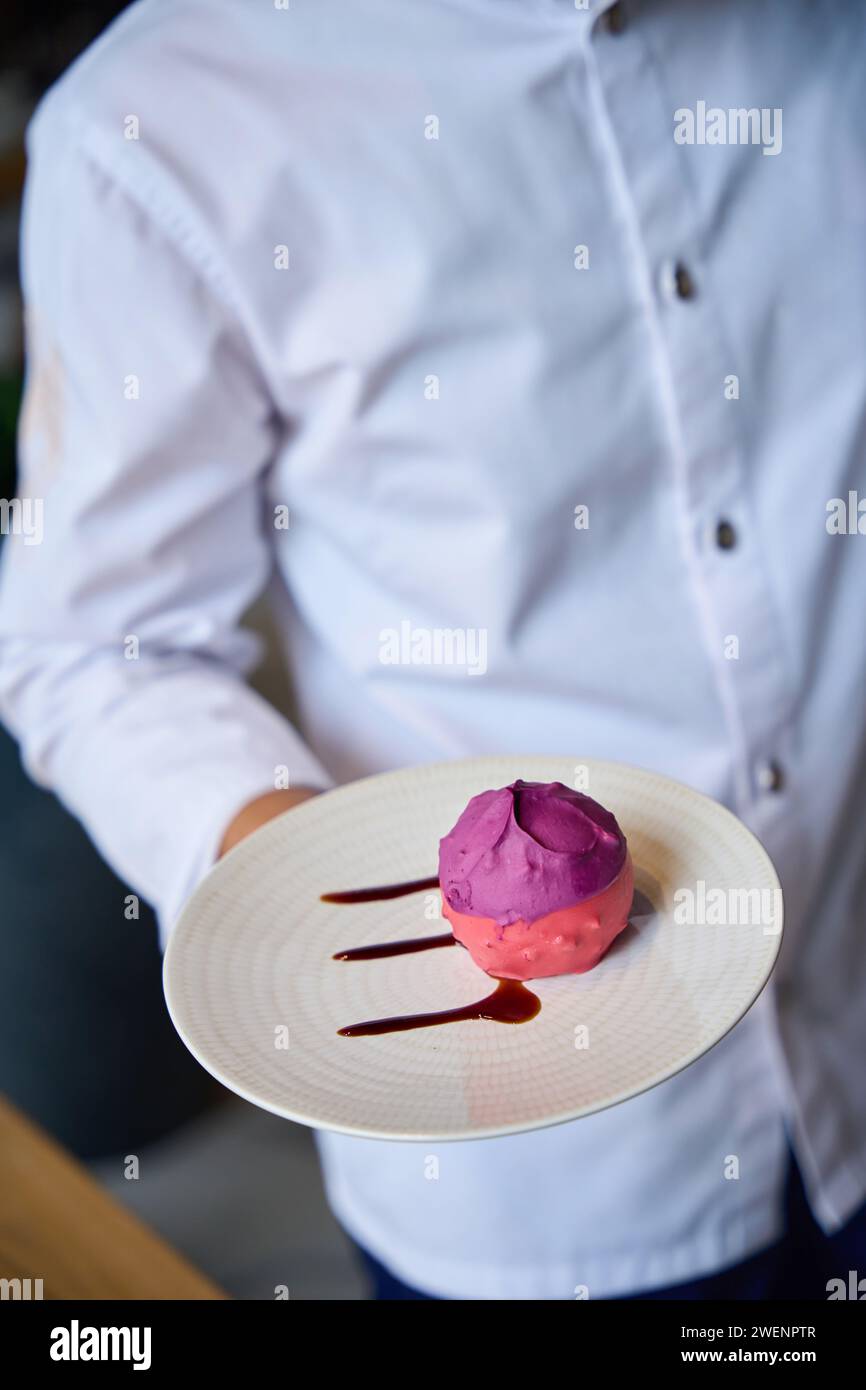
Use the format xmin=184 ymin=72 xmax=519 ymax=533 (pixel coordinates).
xmin=217 ymin=786 xmax=321 ymax=858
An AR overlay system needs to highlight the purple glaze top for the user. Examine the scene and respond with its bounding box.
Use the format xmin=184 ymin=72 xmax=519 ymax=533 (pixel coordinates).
xmin=438 ymin=780 xmax=627 ymax=925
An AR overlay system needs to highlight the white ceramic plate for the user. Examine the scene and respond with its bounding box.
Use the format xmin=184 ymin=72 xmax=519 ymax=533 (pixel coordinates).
xmin=163 ymin=756 xmax=783 ymax=1142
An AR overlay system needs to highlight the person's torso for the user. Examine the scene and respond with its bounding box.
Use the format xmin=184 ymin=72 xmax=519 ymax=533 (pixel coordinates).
xmin=64 ymin=0 xmax=866 ymax=1294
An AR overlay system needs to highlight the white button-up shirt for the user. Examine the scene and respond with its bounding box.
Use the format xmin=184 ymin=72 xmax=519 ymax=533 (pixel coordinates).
xmin=2 ymin=0 xmax=865 ymax=1299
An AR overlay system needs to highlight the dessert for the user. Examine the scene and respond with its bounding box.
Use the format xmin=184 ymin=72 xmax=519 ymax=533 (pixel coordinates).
xmin=438 ymin=780 xmax=633 ymax=980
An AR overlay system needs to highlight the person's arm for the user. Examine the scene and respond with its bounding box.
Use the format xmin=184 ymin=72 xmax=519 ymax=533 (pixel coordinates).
xmin=0 ymin=95 xmax=331 ymax=943
xmin=217 ymin=787 xmax=320 ymax=858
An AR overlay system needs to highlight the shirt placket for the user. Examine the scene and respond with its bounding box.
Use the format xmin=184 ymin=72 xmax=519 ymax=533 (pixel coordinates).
xmin=579 ymin=1 xmax=798 ymax=825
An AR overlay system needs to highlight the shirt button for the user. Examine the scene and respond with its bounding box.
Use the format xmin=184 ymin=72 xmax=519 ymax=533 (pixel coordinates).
xmin=715 ymin=519 xmax=737 ymax=550
xmin=757 ymin=761 xmax=785 ymax=793
xmin=673 ymin=262 xmax=696 ymax=300
xmin=600 ymin=3 xmax=627 ymax=35
xmin=659 ymin=259 xmax=697 ymax=302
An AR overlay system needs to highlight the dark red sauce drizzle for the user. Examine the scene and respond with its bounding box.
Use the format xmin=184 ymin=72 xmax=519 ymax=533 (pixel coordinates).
xmin=321 ymin=875 xmax=439 ymax=905
xmin=337 ymin=977 xmax=541 ymax=1037
xmin=333 ymin=933 xmax=456 ymax=962
xmin=323 ymin=871 xmax=540 ymax=1036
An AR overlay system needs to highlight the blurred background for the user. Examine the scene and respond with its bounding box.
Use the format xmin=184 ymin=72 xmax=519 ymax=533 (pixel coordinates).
xmin=0 ymin=1 xmax=363 ymax=1300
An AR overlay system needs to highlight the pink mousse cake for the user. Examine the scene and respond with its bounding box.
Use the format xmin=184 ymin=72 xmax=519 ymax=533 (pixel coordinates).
xmin=438 ymin=780 xmax=633 ymax=981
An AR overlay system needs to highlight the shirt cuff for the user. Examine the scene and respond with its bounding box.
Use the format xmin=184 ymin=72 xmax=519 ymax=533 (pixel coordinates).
xmin=36 ymin=658 xmax=335 ymax=950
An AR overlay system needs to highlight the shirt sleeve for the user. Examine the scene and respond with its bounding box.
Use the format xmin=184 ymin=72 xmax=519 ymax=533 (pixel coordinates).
xmin=0 ymin=101 xmax=332 ymax=947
